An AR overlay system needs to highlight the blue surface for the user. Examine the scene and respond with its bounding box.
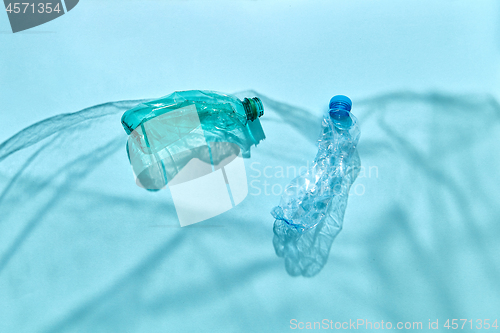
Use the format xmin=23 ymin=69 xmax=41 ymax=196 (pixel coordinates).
xmin=1 ymin=1 xmax=500 ymax=332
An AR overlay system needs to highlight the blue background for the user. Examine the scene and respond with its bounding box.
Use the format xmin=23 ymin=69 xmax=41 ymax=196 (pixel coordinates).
xmin=1 ymin=1 xmax=500 ymax=332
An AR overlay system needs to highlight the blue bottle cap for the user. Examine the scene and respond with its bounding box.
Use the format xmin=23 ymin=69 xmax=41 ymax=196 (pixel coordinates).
xmin=329 ymin=95 xmax=352 ymax=112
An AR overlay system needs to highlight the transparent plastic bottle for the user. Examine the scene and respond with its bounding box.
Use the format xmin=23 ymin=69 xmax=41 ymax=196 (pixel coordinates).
xmin=121 ymin=90 xmax=265 ymax=191
xmin=271 ymin=95 xmax=360 ymax=232
xmin=271 ymin=95 xmax=360 ymax=276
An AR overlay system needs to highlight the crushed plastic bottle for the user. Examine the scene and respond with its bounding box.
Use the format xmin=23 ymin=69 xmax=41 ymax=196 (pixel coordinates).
xmin=121 ymin=90 xmax=265 ymax=191
xmin=271 ymin=95 xmax=360 ymax=276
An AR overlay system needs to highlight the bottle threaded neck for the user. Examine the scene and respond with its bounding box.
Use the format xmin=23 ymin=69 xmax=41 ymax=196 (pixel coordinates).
xmin=329 ymin=101 xmax=351 ymax=112
xmin=329 ymin=95 xmax=352 ymax=123
xmin=243 ymin=97 xmax=264 ymax=121
xmin=329 ymin=95 xmax=352 ymax=112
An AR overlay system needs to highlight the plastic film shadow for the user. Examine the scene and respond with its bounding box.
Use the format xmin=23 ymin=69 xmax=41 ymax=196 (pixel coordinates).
xmin=1 ymin=91 xmax=500 ymax=331
xmin=260 ymin=91 xmax=500 ymax=278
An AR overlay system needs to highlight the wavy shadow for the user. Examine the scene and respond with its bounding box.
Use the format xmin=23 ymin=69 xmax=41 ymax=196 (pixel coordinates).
xmin=1 ymin=90 xmax=500 ymax=331
xmin=251 ymin=90 xmax=500 ymax=279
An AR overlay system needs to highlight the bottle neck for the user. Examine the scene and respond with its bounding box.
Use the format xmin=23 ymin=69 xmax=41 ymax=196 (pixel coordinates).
xmin=329 ymin=101 xmax=352 ymax=120
xmin=243 ymin=97 xmax=264 ymax=121
xmin=329 ymin=101 xmax=351 ymax=112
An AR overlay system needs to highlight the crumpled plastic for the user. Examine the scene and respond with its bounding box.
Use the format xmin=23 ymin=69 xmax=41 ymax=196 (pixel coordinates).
xmin=271 ymin=108 xmax=361 ymax=276
xmin=122 ymin=90 xmax=265 ymax=190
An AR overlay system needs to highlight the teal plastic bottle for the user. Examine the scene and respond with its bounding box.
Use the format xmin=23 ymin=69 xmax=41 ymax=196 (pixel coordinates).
xmin=121 ymin=90 xmax=264 ymax=135
xmin=121 ymin=90 xmax=265 ymax=190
